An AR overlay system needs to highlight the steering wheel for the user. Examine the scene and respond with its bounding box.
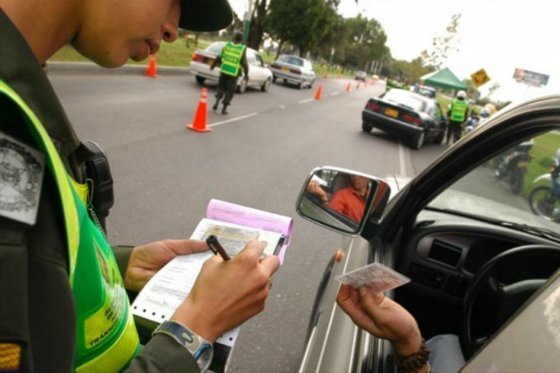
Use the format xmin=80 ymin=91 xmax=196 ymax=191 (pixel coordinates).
xmin=460 ymin=244 xmax=560 ymax=358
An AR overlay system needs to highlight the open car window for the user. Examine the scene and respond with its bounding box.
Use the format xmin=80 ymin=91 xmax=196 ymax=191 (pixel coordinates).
xmin=428 ymin=129 xmax=560 ymax=238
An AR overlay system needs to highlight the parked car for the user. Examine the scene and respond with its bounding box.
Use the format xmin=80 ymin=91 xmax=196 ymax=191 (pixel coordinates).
xmin=355 ymin=70 xmax=367 ymax=82
xmin=296 ymin=94 xmax=560 ymax=373
xmin=361 ymin=88 xmax=447 ymax=149
xmin=414 ymin=84 xmax=436 ymax=98
xmin=269 ymin=54 xmax=316 ymax=89
xmin=189 ymin=41 xmax=273 ymax=93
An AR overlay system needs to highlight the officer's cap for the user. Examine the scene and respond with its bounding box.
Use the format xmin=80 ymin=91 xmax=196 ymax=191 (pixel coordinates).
xmin=179 ymin=0 xmax=233 ymax=31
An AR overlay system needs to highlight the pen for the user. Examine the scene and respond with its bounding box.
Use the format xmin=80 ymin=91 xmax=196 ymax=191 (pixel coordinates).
xmin=206 ymin=235 xmax=231 ymax=261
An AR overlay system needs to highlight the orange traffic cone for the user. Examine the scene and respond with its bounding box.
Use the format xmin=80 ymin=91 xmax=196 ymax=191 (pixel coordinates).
xmin=145 ymin=54 xmax=157 ymax=78
xmin=314 ymin=84 xmax=323 ymax=100
xmin=345 ymin=81 xmax=351 ymax=92
xmin=187 ymin=88 xmax=211 ymax=132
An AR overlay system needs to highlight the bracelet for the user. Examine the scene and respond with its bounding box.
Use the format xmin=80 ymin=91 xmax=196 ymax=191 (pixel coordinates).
xmin=395 ymin=339 xmax=431 ymax=373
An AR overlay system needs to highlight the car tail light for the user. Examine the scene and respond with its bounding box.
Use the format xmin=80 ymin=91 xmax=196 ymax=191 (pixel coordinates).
xmin=366 ymin=102 xmax=381 ymax=112
xmin=290 ymin=69 xmax=301 ymax=75
xmin=402 ymin=114 xmax=421 ymax=125
xmin=271 ymin=63 xmax=280 ymax=69
xmin=192 ymin=53 xmax=199 ymax=61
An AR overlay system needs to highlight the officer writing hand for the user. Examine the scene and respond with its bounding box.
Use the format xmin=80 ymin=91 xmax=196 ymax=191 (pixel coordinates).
xmin=337 ymin=285 xmax=423 ymax=357
xmin=172 ymin=240 xmax=280 ymax=342
xmin=124 ymin=239 xmax=208 ymax=292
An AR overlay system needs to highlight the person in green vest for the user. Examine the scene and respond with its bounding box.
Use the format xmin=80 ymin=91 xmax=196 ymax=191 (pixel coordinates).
xmin=210 ymin=31 xmax=249 ymax=115
xmin=446 ymin=90 xmax=470 ymax=145
xmin=0 ymin=0 xmax=279 ymax=372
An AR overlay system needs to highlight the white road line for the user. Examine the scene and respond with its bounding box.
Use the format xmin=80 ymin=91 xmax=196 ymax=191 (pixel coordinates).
xmin=298 ymin=98 xmax=314 ymax=104
xmin=330 ymin=92 xmax=340 ymax=96
xmin=398 ymin=141 xmax=407 ymax=177
xmin=208 ymin=113 xmax=258 ymax=127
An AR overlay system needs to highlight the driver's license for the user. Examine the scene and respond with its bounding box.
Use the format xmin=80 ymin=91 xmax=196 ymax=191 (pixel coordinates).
xmin=335 ymin=262 xmax=410 ymax=293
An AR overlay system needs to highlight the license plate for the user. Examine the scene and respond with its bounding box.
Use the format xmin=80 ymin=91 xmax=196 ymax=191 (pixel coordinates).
xmin=282 ymin=67 xmax=290 ymax=72
xmin=517 ymin=161 xmax=529 ymax=167
xmin=384 ymin=108 xmax=399 ymax=118
xmin=207 ymin=59 xmax=214 ymax=66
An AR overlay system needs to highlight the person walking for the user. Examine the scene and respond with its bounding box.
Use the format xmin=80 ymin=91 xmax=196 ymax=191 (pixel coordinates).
xmin=210 ymin=30 xmax=249 ymax=115
xmin=0 ymin=0 xmax=280 ymax=372
xmin=446 ymin=90 xmax=470 ymax=145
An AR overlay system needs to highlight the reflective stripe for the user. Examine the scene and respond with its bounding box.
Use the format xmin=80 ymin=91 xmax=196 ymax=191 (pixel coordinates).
xmin=220 ymin=42 xmax=246 ymax=77
xmin=0 ymin=80 xmax=80 ymax=283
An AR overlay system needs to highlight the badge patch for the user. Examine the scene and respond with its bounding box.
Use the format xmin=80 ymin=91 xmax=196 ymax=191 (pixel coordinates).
xmin=0 ymin=132 xmax=45 ymax=225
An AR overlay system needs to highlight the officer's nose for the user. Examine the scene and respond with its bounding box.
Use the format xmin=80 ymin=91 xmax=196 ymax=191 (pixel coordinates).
xmin=162 ymin=0 xmax=180 ymax=43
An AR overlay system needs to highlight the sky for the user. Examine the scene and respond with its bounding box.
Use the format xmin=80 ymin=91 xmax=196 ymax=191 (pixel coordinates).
xmin=229 ymin=0 xmax=560 ymax=102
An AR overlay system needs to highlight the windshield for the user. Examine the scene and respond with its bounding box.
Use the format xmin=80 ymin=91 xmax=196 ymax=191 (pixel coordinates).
xmin=383 ymin=89 xmax=427 ymax=112
xmin=428 ymin=131 xmax=560 ymax=233
xmin=278 ymin=55 xmax=304 ymax=67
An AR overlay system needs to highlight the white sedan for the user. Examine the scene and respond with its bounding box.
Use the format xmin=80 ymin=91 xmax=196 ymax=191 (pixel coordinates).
xmin=189 ymin=41 xmax=273 ymax=93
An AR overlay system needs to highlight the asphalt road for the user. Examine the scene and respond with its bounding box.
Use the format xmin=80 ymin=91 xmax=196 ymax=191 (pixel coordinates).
xmin=48 ymin=66 xmax=446 ymax=373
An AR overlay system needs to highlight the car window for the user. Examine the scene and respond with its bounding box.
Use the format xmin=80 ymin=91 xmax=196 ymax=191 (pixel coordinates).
xmin=383 ymin=89 xmax=427 ymax=112
xmin=428 ymin=130 xmax=560 ymax=234
xmin=278 ymin=55 xmax=304 ymax=67
xmin=207 ymin=42 xmax=224 ymax=54
xmin=255 ymin=53 xmax=264 ymax=67
xmin=246 ymin=50 xmax=258 ymax=65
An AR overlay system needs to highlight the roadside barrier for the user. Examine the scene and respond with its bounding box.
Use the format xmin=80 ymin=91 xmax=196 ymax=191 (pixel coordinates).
xmin=187 ymin=88 xmax=211 ymax=132
xmin=145 ymin=54 xmax=157 ymax=78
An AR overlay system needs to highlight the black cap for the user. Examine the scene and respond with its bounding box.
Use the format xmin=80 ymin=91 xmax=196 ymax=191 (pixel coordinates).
xmin=179 ymin=0 xmax=233 ymax=32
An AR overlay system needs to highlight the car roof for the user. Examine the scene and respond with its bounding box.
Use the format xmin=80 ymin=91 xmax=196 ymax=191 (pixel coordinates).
xmin=205 ymin=41 xmax=258 ymax=54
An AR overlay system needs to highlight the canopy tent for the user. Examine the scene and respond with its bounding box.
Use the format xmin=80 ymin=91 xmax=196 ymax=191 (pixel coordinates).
xmin=421 ymin=68 xmax=468 ymax=91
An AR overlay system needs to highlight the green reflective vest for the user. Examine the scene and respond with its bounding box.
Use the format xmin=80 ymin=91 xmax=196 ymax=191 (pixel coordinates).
xmin=0 ymin=80 xmax=140 ymax=372
xmin=450 ymin=99 xmax=468 ymax=122
xmin=220 ymin=42 xmax=246 ymax=77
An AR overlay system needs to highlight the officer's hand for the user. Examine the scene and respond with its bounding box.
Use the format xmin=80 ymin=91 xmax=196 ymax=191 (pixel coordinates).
xmin=337 ymin=285 xmax=423 ymax=357
xmin=124 ymin=239 xmax=208 ymax=292
xmin=171 ymin=239 xmax=280 ymax=342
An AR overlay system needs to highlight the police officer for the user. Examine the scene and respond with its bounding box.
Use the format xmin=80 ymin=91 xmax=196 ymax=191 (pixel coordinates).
xmin=0 ymin=0 xmax=279 ymax=372
xmin=210 ymin=31 xmax=249 ymax=115
xmin=446 ymin=90 xmax=470 ymax=145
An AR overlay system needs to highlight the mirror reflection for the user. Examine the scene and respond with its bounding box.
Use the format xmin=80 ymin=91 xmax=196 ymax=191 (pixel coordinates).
xmin=298 ymin=168 xmax=379 ymax=234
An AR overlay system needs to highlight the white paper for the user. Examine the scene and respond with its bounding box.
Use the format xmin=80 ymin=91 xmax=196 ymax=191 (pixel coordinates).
xmin=335 ymin=262 xmax=410 ymax=293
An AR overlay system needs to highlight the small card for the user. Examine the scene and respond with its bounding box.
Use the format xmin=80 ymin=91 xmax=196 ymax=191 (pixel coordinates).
xmin=335 ymin=263 xmax=410 ymax=293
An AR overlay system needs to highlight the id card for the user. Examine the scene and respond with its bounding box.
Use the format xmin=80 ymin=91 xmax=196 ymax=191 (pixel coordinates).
xmin=335 ymin=263 xmax=410 ymax=293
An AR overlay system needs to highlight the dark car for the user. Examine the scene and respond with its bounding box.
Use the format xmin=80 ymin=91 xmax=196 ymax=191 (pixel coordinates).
xmin=296 ymin=95 xmax=560 ymax=373
xmin=361 ymin=88 xmax=446 ymax=149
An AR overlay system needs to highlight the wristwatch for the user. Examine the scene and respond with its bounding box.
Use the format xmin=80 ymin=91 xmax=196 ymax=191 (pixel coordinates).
xmin=153 ymin=320 xmax=214 ymax=371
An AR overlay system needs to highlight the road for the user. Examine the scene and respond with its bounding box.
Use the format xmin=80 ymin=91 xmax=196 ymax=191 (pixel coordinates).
xmin=48 ymin=67 xmax=446 ymax=372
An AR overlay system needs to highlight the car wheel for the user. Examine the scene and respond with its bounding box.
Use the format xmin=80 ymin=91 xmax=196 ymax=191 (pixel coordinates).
xmin=432 ymin=131 xmax=445 ymax=145
xmin=308 ymin=79 xmax=315 ymax=89
xmin=237 ymin=78 xmax=247 ymax=94
xmin=362 ymin=122 xmax=373 ymax=133
xmin=410 ymin=131 xmax=425 ymax=149
xmin=261 ymin=78 xmax=271 ymax=92
xmin=195 ymin=76 xmax=205 ymax=85
xmin=298 ymin=82 xmax=304 ymax=90
xmin=272 ymin=75 xmax=277 ymax=83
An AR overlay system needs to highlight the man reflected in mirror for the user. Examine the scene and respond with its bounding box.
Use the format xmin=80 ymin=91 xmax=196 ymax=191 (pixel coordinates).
xmin=329 ymin=175 xmax=370 ymax=222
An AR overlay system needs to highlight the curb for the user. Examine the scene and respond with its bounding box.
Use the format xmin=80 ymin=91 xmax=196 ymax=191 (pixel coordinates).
xmin=45 ymin=61 xmax=189 ymax=76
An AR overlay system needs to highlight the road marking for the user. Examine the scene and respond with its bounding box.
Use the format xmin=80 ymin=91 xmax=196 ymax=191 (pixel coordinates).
xmin=398 ymin=141 xmax=407 ymax=177
xmin=208 ymin=113 xmax=258 ymax=127
xmin=298 ymin=98 xmax=314 ymax=104
xmin=330 ymin=92 xmax=340 ymax=96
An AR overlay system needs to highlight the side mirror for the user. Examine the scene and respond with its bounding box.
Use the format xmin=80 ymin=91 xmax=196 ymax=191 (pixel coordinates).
xmin=296 ymin=166 xmax=391 ymax=235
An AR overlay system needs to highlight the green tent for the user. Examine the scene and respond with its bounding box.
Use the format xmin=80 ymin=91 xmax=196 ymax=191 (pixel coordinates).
xmin=421 ymin=68 xmax=467 ymax=91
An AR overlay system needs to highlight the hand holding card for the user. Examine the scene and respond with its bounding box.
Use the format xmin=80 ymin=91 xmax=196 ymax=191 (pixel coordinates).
xmin=335 ymin=262 xmax=410 ymax=293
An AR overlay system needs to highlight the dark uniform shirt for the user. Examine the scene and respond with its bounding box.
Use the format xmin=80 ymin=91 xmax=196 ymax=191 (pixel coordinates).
xmin=0 ymin=8 xmax=198 ymax=372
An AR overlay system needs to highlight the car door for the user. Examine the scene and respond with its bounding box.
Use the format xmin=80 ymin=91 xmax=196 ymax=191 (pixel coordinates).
xmin=297 ymin=96 xmax=560 ymax=373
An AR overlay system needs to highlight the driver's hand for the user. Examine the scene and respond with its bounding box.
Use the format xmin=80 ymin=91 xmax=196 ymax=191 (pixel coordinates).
xmin=307 ymin=180 xmax=329 ymax=204
xmin=337 ymin=285 xmax=423 ymax=356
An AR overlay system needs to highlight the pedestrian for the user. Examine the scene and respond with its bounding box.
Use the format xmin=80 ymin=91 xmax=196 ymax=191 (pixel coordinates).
xmin=210 ymin=30 xmax=249 ymax=115
xmin=446 ymin=90 xmax=470 ymax=145
xmin=0 ymin=0 xmax=279 ymax=372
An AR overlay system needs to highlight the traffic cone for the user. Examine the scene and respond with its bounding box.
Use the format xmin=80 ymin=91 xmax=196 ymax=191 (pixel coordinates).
xmin=314 ymin=84 xmax=323 ymax=100
xmin=145 ymin=54 xmax=157 ymax=78
xmin=345 ymin=81 xmax=351 ymax=92
xmin=187 ymin=88 xmax=211 ymax=132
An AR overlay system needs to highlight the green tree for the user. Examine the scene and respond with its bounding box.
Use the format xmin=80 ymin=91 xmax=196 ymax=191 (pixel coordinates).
xmin=339 ymin=16 xmax=389 ymax=70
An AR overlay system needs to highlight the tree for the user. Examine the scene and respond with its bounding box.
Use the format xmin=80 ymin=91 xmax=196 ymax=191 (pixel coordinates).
xmin=247 ymin=0 xmax=268 ymax=50
xmin=420 ymin=13 xmax=462 ymax=69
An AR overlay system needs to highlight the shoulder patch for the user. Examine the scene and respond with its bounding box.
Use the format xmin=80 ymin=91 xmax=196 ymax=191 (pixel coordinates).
xmin=0 ymin=132 xmax=45 ymax=225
